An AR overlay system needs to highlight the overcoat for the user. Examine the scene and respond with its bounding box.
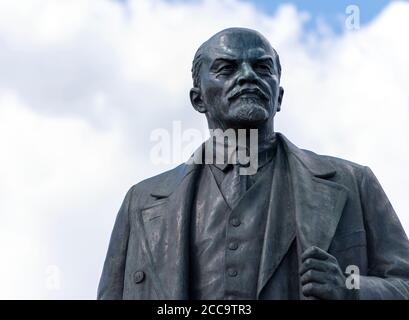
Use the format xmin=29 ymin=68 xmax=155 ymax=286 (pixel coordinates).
xmin=98 ymin=133 xmax=409 ymax=299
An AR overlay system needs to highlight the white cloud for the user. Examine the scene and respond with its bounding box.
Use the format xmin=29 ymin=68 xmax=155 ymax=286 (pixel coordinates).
xmin=0 ymin=91 xmax=139 ymax=298
xmin=0 ymin=0 xmax=408 ymax=298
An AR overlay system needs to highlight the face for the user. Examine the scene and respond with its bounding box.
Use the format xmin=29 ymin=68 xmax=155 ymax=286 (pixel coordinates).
xmin=191 ymin=29 xmax=283 ymax=129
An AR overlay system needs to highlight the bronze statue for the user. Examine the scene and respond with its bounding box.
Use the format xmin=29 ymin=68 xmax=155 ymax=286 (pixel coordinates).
xmin=98 ymin=28 xmax=409 ymax=299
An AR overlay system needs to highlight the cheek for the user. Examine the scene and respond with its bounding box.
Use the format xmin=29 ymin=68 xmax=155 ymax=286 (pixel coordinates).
xmin=267 ymin=80 xmax=280 ymax=102
xmin=202 ymin=81 xmax=225 ymax=107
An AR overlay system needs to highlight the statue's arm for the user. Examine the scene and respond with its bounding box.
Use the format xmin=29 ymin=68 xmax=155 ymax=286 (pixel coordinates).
xmin=358 ymin=166 xmax=409 ymax=299
xmin=97 ymin=186 xmax=134 ymax=300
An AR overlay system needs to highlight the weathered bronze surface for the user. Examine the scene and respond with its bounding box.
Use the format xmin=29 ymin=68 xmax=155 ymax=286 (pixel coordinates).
xmin=98 ymin=28 xmax=409 ymax=300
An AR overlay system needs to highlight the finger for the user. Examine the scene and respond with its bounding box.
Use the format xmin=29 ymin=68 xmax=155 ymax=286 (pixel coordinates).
xmin=302 ymin=282 xmax=331 ymax=300
xmin=301 ymin=246 xmax=331 ymax=262
xmin=300 ymin=269 xmax=327 ymax=285
xmin=299 ymin=258 xmax=329 ymax=276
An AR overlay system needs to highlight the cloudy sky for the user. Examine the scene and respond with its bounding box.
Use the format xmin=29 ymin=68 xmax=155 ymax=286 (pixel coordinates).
xmin=0 ymin=0 xmax=408 ymax=299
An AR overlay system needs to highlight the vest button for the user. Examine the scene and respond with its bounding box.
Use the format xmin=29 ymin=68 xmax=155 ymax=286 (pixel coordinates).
xmin=228 ymin=242 xmax=238 ymax=250
xmin=134 ymin=270 xmax=145 ymax=284
xmin=230 ymin=218 xmax=241 ymax=227
xmin=227 ymin=268 xmax=238 ymax=277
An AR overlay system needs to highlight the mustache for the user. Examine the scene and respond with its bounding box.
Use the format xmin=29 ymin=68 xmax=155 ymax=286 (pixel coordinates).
xmin=228 ymin=87 xmax=269 ymax=101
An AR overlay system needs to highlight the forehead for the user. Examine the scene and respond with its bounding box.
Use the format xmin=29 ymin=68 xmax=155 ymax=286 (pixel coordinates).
xmin=205 ymin=31 xmax=273 ymax=61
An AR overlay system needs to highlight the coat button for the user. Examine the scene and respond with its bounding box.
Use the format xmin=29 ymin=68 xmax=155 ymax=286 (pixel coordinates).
xmin=227 ymin=268 xmax=238 ymax=277
xmin=228 ymin=242 xmax=238 ymax=250
xmin=134 ymin=271 xmax=145 ymax=284
xmin=230 ymin=218 xmax=241 ymax=227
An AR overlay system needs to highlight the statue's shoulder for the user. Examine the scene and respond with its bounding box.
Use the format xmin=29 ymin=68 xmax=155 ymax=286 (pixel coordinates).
xmin=127 ymin=163 xmax=194 ymax=202
xmin=303 ymin=148 xmax=365 ymax=168
xmin=134 ymin=164 xmax=183 ymax=188
xmin=299 ymin=147 xmax=368 ymax=179
xmin=278 ymin=133 xmax=368 ymax=179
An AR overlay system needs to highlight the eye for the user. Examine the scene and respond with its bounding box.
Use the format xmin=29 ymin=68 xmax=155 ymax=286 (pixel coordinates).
xmin=217 ymin=64 xmax=236 ymax=74
xmin=254 ymin=63 xmax=272 ymax=74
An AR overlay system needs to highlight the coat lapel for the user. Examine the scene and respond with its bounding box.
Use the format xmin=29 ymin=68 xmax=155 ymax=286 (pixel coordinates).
xmin=281 ymin=134 xmax=349 ymax=252
xmin=139 ymin=162 xmax=200 ymax=299
xmin=257 ymin=142 xmax=296 ymax=297
xmin=257 ymin=134 xmax=349 ymax=297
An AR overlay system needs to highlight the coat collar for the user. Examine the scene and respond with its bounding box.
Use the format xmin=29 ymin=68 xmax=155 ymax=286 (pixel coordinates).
xmin=149 ymin=162 xmax=198 ymax=198
xmin=278 ymin=133 xmax=337 ymax=178
xmin=278 ymin=132 xmax=349 ymax=251
xmin=150 ymin=132 xmax=337 ymax=199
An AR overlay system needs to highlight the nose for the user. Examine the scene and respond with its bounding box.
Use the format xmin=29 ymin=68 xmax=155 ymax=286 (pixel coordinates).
xmin=237 ymin=62 xmax=258 ymax=85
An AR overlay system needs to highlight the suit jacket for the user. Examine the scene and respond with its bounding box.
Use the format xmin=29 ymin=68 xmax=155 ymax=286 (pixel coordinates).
xmin=97 ymin=133 xmax=409 ymax=299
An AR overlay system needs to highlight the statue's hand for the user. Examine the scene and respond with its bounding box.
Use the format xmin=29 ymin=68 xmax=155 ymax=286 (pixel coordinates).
xmin=300 ymin=246 xmax=356 ymax=300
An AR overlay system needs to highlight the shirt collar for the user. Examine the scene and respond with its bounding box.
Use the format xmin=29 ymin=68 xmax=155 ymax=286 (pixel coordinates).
xmin=211 ymin=134 xmax=278 ymax=172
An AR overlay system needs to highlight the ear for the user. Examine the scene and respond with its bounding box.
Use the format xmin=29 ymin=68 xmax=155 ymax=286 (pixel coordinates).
xmin=190 ymin=87 xmax=207 ymax=113
xmin=277 ymin=86 xmax=284 ymax=112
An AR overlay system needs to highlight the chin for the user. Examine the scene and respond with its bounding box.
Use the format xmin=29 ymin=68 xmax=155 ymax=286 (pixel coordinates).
xmin=229 ymin=101 xmax=270 ymax=127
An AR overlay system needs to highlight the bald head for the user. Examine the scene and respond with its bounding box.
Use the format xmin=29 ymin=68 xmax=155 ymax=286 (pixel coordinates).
xmin=191 ymin=28 xmax=281 ymax=88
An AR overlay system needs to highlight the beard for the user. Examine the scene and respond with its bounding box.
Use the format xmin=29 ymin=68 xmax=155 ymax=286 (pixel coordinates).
xmin=229 ymin=97 xmax=270 ymax=124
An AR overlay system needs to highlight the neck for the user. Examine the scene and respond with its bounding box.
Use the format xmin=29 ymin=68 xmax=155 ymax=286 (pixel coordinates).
xmin=208 ymin=117 xmax=276 ymax=149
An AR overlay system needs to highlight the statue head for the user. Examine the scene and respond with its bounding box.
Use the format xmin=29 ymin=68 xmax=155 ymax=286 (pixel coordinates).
xmin=190 ymin=27 xmax=284 ymax=131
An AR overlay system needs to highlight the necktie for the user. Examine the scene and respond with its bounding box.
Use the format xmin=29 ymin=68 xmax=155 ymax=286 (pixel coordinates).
xmin=220 ymin=164 xmax=247 ymax=209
